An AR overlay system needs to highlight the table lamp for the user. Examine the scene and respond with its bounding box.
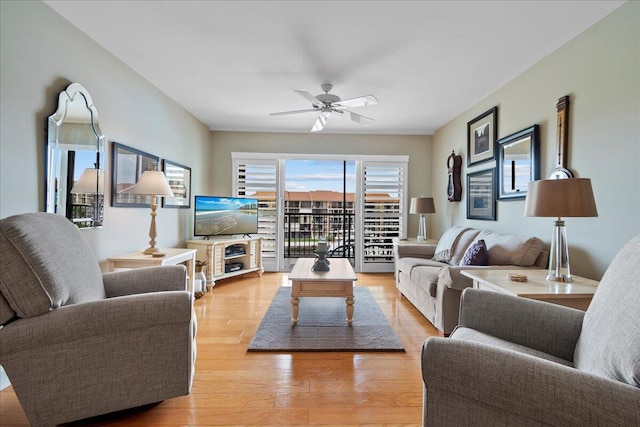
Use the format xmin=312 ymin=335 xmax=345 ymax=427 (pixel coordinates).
xmin=71 ymin=168 xmax=105 ymax=194
xmin=409 ymin=196 xmax=435 ymax=241
xmin=121 ymin=164 xmax=174 ymax=255
xmin=71 ymin=167 xmax=104 ymax=226
xmin=524 ymin=178 xmax=597 ymax=282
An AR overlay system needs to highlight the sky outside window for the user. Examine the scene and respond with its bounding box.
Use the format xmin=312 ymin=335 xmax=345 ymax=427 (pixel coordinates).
xmin=285 ymin=160 xmax=355 ymax=193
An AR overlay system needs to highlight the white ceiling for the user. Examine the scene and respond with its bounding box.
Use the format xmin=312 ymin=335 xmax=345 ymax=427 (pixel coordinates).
xmin=44 ymin=1 xmax=625 ymax=135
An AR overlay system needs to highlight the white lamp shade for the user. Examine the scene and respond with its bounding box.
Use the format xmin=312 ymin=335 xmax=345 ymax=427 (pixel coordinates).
xmin=71 ymin=168 xmax=104 ymax=194
xmin=524 ymin=178 xmax=597 ymax=218
xmin=410 ymin=197 xmax=435 ymax=214
xmin=121 ymin=170 xmax=174 ymax=197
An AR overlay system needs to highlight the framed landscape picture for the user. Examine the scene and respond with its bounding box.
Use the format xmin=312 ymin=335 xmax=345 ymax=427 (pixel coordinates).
xmin=111 ymin=142 xmax=159 ymax=207
xmin=162 ymin=159 xmax=191 ymax=208
xmin=467 ymin=106 xmax=498 ymax=167
xmin=467 ymin=168 xmax=496 ymax=221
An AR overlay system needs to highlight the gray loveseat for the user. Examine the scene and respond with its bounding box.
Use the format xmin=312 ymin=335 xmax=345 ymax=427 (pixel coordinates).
xmin=396 ymin=226 xmax=548 ymax=335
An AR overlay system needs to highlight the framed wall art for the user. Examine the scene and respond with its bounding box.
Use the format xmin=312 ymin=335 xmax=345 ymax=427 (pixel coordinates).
xmin=497 ymin=124 xmax=540 ymax=200
xmin=162 ymin=159 xmax=191 ymax=208
xmin=467 ymin=168 xmax=496 ymax=221
xmin=467 ymin=106 xmax=498 ymax=167
xmin=111 ymin=142 xmax=159 ymax=207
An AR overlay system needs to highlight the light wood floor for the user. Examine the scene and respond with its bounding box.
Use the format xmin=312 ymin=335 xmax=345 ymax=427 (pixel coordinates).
xmin=0 ymin=271 xmax=438 ymax=426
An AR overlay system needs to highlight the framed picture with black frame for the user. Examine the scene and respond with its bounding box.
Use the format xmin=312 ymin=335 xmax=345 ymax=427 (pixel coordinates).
xmin=111 ymin=142 xmax=159 ymax=207
xmin=162 ymin=159 xmax=191 ymax=208
xmin=467 ymin=106 xmax=498 ymax=167
xmin=467 ymin=168 xmax=496 ymax=221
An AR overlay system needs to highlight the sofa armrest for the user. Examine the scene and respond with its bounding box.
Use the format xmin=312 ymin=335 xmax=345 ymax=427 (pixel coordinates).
xmin=457 ymin=288 xmax=584 ymax=361
xmin=395 ymin=242 xmax=437 ymax=259
xmin=422 ymin=338 xmax=640 ymax=426
xmin=103 ymin=265 xmax=187 ymax=297
xmin=0 ymin=291 xmax=192 ymax=355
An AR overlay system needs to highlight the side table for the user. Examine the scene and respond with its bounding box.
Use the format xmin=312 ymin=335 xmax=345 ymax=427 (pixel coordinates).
xmin=107 ymin=248 xmax=197 ymax=292
xmin=461 ymin=269 xmax=599 ymax=311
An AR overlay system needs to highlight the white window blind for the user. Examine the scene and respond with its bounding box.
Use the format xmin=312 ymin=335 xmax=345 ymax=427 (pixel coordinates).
xmin=358 ymin=161 xmax=407 ymax=272
xmin=233 ymin=158 xmax=282 ymax=272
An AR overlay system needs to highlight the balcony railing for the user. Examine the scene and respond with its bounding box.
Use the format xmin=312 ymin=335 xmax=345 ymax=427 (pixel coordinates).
xmin=284 ymin=212 xmax=355 ymax=259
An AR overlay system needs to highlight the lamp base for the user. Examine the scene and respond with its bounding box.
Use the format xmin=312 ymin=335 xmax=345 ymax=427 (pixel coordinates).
xmin=416 ymin=214 xmax=426 ymax=242
xmin=545 ymin=273 xmax=573 ymax=283
xmin=546 ymin=218 xmax=572 ymax=283
xmin=143 ymin=246 xmax=160 ymax=255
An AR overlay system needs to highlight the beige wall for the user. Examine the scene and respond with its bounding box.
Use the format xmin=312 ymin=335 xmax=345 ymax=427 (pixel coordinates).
xmin=210 ymin=131 xmax=433 ymax=237
xmin=1 ymin=0 xmax=637 ymax=281
xmin=0 ymin=1 xmax=212 ymax=265
xmin=432 ymin=1 xmax=639 ymax=279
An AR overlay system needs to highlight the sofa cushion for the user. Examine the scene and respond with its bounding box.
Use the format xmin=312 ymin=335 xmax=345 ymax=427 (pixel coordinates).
xmin=461 ymin=239 xmax=488 ymax=266
xmin=432 ymin=226 xmax=469 ymax=262
xmin=449 ymin=228 xmax=482 ymax=266
xmin=462 ymin=230 xmax=544 ymax=267
xmin=0 ymin=213 xmax=106 ymax=318
xmin=398 ymin=257 xmax=447 ymax=276
xmin=451 ymin=327 xmax=574 ymax=367
xmin=411 ymin=266 xmax=441 ymax=297
xmin=574 ymin=236 xmax=640 ymax=388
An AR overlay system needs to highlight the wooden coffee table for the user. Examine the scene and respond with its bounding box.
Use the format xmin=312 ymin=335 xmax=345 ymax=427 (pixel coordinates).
xmin=289 ymin=258 xmax=358 ymax=325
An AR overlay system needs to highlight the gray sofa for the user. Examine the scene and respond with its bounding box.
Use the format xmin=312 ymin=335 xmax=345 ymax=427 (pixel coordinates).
xmin=421 ymin=236 xmax=640 ymax=426
xmin=0 ymin=213 xmax=196 ymax=426
xmin=396 ymin=226 xmax=548 ymax=335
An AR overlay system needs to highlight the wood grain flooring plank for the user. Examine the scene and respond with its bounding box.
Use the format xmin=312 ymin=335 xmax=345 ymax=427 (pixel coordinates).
xmin=0 ymin=271 xmax=436 ymax=426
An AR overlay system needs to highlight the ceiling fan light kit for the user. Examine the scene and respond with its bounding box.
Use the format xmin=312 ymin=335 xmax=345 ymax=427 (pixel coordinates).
xmin=270 ymin=84 xmax=378 ymax=132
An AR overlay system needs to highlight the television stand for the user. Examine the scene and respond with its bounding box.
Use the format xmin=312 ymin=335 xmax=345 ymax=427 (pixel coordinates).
xmin=186 ymin=236 xmax=263 ymax=286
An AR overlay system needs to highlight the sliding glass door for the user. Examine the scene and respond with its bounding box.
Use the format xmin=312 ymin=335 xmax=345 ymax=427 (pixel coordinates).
xmin=283 ymin=159 xmax=356 ymax=269
xmin=233 ymin=153 xmax=407 ymax=273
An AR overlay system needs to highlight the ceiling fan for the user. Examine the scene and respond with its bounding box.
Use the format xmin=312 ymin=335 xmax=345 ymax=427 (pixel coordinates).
xmin=270 ymin=84 xmax=378 ymax=132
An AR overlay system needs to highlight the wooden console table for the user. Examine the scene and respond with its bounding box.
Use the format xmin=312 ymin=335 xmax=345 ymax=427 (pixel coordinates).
xmin=461 ymin=269 xmax=599 ymax=311
xmin=107 ymin=248 xmax=196 ymax=292
xmin=186 ymin=236 xmax=263 ymax=285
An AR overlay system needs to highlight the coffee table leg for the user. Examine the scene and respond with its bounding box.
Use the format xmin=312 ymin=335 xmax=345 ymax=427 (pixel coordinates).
xmin=346 ymin=296 xmax=354 ymax=325
xmin=291 ymin=296 xmax=299 ymax=325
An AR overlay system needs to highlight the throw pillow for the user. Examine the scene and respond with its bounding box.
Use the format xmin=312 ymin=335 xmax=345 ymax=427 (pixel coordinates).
xmin=461 ymin=239 xmax=488 ymax=266
xmin=432 ymin=226 xmax=468 ymax=262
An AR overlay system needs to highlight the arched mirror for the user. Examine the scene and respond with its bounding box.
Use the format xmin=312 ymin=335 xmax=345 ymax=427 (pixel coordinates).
xmin=46 ymin=83 xmax=105 ymax=228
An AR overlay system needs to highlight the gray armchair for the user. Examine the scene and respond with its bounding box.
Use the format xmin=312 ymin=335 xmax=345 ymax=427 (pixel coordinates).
xmin=0 ymin=213 xmax=196 ymax=426
xmin=421 ymin=236 xmax=640 ymax=426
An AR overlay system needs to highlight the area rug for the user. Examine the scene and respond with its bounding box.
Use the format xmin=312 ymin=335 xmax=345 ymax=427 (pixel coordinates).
xmin=247 ymin=286 xmax=405 ymax=352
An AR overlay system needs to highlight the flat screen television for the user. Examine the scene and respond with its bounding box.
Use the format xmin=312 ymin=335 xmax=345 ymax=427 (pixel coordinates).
xmin=194 ymin=196 xmax=259 ymax=237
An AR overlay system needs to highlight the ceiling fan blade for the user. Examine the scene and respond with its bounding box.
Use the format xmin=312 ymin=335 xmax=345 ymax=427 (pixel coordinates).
xmin=270 ymin=108 xmax=317 ymax=116
xmin=311 ymin=110 xmax=332 ymax=132
xmin=294 ymin=90 xmax=325 ymax=107
xmin=345 ymin=109 xmax=374 ymax=125
xmin=333 ymin=95 xmax=379 ymax=109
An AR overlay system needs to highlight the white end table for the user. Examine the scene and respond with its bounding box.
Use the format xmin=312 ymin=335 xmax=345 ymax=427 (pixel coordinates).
xmin=107 ymin=248 xmax=197 ymax=292
xmin=461 ymin=269 xmax=599 ymax=311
